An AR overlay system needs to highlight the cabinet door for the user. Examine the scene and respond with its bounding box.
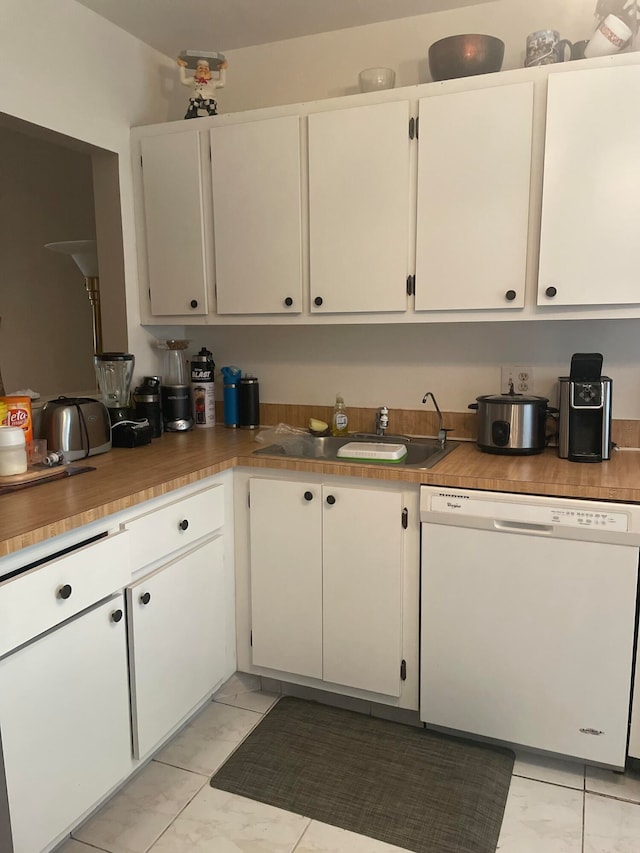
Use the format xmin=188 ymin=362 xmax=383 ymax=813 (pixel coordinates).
xmin=249 ymin=478 xmax=323 ymax=678
xmin=210 ymin=117 xmax=303 ymax=314
xmin=629 ymin=627 xmax=640 ymax=759
xmin=127 ymin=536 xmax=226 ymax=759
xmin=140 ymin=132 xmax=208 ymax=316
xmin=0 ymin=595 xmax=131 ymax=853
xmin=415 ymin=83 xmax=533 ymax=311
xmin=538 ymin=66 xmax=640 ymax=307
xmin=322 ymin=485 xmax=403 ymax=696
xmin=308 ymin=101 xmax=410 ymax=313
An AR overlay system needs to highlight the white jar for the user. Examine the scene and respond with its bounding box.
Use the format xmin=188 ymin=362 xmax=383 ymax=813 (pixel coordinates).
xmin=0 ymin=426 xmax=28 ymax=476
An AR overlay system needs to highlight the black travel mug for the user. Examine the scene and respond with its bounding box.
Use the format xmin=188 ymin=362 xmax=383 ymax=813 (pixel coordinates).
xmin=238 ymin=375 xmax=260 ymax=429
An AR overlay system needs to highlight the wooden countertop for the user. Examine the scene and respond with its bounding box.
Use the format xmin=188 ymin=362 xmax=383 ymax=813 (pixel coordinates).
xmin=2 ymin=428 xmax=640 ymax=557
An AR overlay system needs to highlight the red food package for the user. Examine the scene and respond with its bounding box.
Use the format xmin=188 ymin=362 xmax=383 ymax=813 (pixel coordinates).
xmin=0 ymin=396 xmax=33 ymax=443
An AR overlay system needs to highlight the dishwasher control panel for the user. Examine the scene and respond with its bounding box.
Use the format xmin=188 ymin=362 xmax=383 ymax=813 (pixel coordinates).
xmin=421 ymin=487 xmax=633 ymax=533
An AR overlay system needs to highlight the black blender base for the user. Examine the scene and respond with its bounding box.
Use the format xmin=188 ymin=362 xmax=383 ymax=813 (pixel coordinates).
xmin=108 ymin=406 xmax=154 ymax=447
xmin=108 ymin=406 xmax=135 ymax=424
xmin=112 ymin=421 xmax=154 ymax=447
xmin=164 ymin=418 xmax=194 ymax=432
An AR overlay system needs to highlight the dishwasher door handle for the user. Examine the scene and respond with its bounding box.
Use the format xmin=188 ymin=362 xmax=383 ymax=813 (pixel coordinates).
xmin=493 ymin=520 xmax=554 ymax=535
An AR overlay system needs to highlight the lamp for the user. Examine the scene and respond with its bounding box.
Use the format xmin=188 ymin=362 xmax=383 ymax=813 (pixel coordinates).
xmin=45 ymin=240 xmax=103 ymax=355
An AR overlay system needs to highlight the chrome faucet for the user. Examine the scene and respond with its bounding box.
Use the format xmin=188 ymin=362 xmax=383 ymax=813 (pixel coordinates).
xmin=375 ymin=406 xmax=389 ymax=436
xmin=422 ymin=392 xmax=449 ymax=449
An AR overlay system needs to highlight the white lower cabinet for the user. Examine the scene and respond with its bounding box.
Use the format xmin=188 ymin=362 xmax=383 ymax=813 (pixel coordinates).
xmin=127 ymin=535 xmax=226 ymax=759
xmin=0 ymin=595 xmax=131 ymax=853
xmin=0 ymin=473 xmax=233 ymax=853
xmin=248 ymin=476 xmax=409 ymax=699
xmin=249 ymin=478 xmax=323 ymax=679
xmin=628 ymin=627 xmax=640 ymax=759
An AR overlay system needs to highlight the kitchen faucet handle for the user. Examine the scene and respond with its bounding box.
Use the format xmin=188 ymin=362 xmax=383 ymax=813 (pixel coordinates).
xmin=375 ymin=405 xmax=389 ymax=435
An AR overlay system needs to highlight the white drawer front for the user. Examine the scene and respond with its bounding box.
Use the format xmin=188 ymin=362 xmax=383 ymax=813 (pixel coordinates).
xmin=125 ymin=483 xmax=224 ymax=572
xmin=0 ymin=532 xmax=131 ymax=657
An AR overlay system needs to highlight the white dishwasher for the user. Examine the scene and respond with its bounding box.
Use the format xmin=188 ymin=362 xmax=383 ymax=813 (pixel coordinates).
xmin=420 ymin=486 xmax=640 ymax=769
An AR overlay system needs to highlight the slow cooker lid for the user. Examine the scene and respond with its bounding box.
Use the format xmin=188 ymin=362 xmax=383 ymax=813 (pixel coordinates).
xmin=477 ymin=393 xmax=549 ymax=404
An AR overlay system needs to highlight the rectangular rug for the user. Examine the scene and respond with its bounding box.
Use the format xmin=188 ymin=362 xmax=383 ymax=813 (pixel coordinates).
xmin=210 ymin=696 xmax=514 ymax=853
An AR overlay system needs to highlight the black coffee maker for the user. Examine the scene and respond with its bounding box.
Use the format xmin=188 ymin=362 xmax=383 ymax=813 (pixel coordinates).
xmin=558 ymin=353 xmax=612 ymax=463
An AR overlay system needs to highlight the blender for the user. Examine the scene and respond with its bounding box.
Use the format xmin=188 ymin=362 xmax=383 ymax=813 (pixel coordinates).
xmin=94 ymin=352 xmax=135 ymax=424
xmin=160 ymin=340 xmax=193 ymax=431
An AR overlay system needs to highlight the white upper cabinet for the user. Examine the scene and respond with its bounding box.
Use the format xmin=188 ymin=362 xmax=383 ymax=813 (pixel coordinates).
xmin=538 ymin=65 xmax=640 ymax=307
xmin=140 ymin=132 xmax=209 ymax=316
xmin=133 ymin=56 xmax=640 ymax=324
xmin=210 ymin=116 xmax=303 ymax=314
xmin=414 ymin=83 xmax=534 ymax=311
xmin=308 ymin=101 xmax=411 ymax=313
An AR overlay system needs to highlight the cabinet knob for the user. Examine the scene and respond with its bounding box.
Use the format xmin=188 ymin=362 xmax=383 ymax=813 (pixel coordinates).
xmin=178 ymin=518 xmax=189 ymax=531
xmin=190 ymin=299 xmax=199 ymax=309
xmin=140 ymin=592 xmax=151 ymax=605
xmin=505 ymin=289 xmax=517 ymax=301
xmin=284 ymin=297 xmax=293 ymax=307
xmin=57 ymin=584 xmax=72 ymax=600
xmin=304 ymin=491 xmax=314 ymax=501
xmin=545 ymin=286 xmax=557 ymax=298
xmin=326 ymin=494 xmax=336 ymax=506
xmin=111 ymin=609 xmax=123 ymax=623
xmin=314 ymin=296 xmax=323 ymax=307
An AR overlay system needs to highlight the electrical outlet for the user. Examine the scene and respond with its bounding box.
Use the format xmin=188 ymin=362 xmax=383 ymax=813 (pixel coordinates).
xmin=501 ymin=365 xmax=534 ymax=395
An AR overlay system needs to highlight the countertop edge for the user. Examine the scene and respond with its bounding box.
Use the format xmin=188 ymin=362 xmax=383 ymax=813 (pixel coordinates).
xmin=3 ymin=436 xmax=640 ymax=558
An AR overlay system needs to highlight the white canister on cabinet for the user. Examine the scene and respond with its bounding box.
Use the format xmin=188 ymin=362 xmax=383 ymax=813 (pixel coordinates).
xmin=0 ymin=426 xmax=28 ymax=475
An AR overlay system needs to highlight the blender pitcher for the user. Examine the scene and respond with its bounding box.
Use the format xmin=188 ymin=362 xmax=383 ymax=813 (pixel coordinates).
xmin=94 ymin=353 xmax=135 ymax=423
xmin=161 ymin=340 xmax=193 ymax=431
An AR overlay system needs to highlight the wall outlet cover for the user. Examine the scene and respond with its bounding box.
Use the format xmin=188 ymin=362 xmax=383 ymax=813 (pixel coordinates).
xmin=501 ymin=365 xmax=533 ymax=394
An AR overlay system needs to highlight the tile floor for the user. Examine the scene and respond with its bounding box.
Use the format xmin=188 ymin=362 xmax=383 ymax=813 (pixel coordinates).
xmin=56 ymin=673 xmax=640 ymax=853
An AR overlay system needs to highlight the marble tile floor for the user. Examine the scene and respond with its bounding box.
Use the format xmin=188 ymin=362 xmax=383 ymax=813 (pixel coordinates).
xmin=57 ymin=674 xmax=640 ymax=853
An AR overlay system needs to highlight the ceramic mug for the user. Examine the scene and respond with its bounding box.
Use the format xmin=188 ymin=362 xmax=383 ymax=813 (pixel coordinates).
xmin=584 ymin=14 xmax=632 ymax=58
xmin=525 ymin=30 xmax=573 ymax=66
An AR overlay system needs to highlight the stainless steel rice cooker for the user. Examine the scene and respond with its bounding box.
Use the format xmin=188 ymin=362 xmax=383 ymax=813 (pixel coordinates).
xmin=468 ymin=393 xmax=557 ymax=455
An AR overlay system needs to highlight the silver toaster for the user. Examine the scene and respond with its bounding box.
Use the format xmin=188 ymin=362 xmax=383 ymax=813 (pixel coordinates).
xmin=39 ymin=397 xmax=112 ymax=461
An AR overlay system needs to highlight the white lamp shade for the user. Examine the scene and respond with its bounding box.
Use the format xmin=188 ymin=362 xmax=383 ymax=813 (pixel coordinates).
xmin=45 ymin=240 xmax=99 ymax=277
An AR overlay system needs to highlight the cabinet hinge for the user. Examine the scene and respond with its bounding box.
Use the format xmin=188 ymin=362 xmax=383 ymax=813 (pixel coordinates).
xmin=400 ymin=659 xmax=407 ymax=681
xmin=409 ymin=117 xmax=415 ymax=140
xmin=402 ymin=507 xmax=408 ymax=529
xmin=406 ymin=276 xmax=415 ymax=297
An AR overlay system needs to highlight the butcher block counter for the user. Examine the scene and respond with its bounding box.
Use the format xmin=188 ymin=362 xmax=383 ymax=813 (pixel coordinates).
xmin=2 ymin=427 xmax=640 ymax=557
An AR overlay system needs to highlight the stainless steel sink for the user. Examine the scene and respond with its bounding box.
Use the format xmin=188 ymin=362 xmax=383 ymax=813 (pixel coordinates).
xmin=252 ymin=433 xmax=459 ymax=469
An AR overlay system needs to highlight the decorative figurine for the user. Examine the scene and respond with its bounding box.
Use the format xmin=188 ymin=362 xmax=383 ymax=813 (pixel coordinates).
xmin=177 ymin=50 xmax=228 ymax=119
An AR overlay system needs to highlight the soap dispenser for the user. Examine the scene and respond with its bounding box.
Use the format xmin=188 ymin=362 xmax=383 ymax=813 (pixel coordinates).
xmin=332 ymin=394 xmax=349 ymax=437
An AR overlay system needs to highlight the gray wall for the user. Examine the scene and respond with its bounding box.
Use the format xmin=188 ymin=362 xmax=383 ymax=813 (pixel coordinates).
xmin=0 ymin=125 xmax=97 ymax=397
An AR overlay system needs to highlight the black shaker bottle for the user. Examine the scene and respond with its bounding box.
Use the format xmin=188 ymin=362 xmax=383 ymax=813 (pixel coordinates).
xmin=133 ymin=376 xmax=163 ymax=438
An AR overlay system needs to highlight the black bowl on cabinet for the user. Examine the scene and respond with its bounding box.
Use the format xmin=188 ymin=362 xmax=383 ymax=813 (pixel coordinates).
xmin=428 ymin=34 xmax=505 ymax=81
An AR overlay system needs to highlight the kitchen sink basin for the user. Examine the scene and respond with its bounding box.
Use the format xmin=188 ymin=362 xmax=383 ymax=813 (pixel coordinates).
xmin=253 ymin=433 xmax=459 ymax=469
